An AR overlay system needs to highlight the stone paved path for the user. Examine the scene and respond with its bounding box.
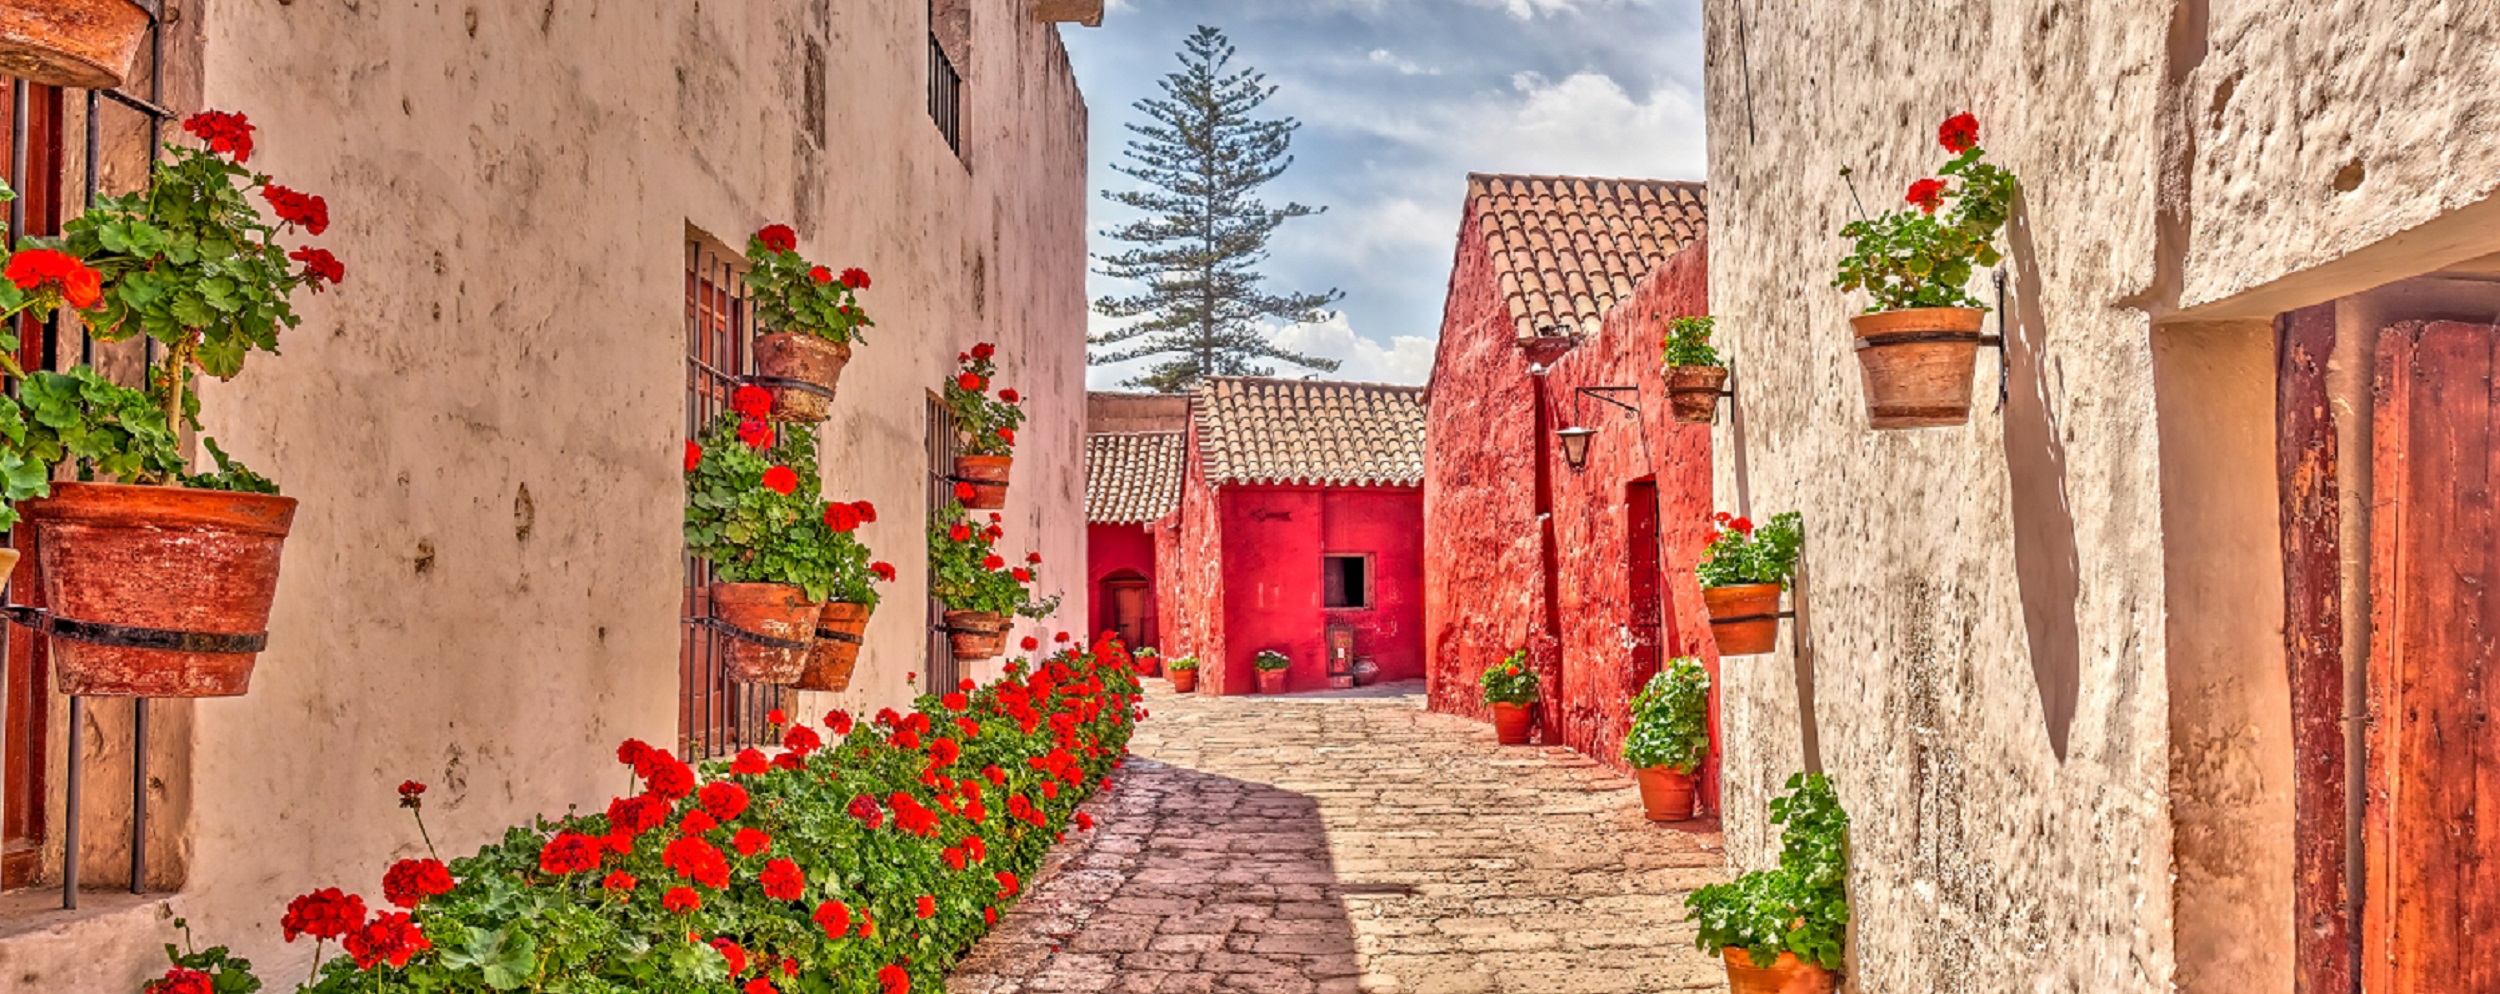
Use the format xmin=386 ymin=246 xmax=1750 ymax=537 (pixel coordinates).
xmin=948 ymin=680 xmax=1730 ymax=994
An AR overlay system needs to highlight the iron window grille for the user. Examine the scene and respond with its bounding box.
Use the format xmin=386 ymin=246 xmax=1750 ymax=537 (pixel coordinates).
xmin=925 ymin=395 xmax=961 ymax=692
xmin=927 ymin=33 xmax=963 ymax=157
xmin=680 ymin=238 xmax=790 ymax=761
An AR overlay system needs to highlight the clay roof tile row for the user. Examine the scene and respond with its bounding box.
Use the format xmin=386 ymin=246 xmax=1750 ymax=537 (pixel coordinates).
xmin=1083 ymin=431 xmax=1187 ymax=525
xmin=1465 ymin=173 xmax=1707 ymax=341
xmin=1193 ymin=377 xmax=1427 ymax=489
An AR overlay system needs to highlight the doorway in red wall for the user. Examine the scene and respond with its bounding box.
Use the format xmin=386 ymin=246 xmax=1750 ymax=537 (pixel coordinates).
xmin=1103 ymin=571 xmax=1151 ymax=651
xmin=1626 ymin=478 xmax=1666 ymax=693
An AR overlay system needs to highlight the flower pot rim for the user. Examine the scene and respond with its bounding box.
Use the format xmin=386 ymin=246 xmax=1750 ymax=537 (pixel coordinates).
xmin=754 ymin=328 xmax=855 ymax=353
xmin=23 ymin=480 xmax=299 ymax=536
xmin=1849 ymin=305 xmax=1986 ymax=338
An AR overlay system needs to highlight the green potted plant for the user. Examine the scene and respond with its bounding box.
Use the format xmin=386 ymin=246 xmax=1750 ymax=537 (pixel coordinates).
xmin=1686 ymin=772 xmax=1849 ymax=993
xmin=1833 ymin=112 xmax=2018 ymax=428
xmin=1698 ymin=511 xmax=1802 ymax=656
xmin=1166 ymin=654 xmax=1200 ymax=693
xmin=944 ymin=344 xmax=1025 ymax=509
xmin=1133 ymin=646 xmax=1162 ymax=678
xmin=684 ymin=397 xmax=852 ymax=684
xmin=744 ymin=223 xmax=873 ymax=423
xmin=0 ymin=0 xmax=151 ymax=89
xmin=1661 ymin=316 xmax=1726 ymax=424
xmin=1623 ymin=658 xmax=1712 ymax=821
xmin=1252 ymin=649 xmax=1290 ymax=695
xmin=795 ymin=493 xmax=892 ymax=692
xmin=1478 ymin=650 xmax=1537 ymax=745
xmin=927 ymin=505 xmax=1055 ymax=661
xmin=8 ymin=110 xmax=338 ymax=699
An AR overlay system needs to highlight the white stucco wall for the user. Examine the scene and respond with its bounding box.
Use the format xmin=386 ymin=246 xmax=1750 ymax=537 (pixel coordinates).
xmin=1701 ymin=1 xmax=2500 ymax=991
xmin=0 ymin=2 xmax=1091 ymax=989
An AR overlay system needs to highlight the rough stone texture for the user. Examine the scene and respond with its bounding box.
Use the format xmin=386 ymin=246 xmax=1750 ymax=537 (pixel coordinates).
xmin=949 ymin=683 xmax=1729 ymax=994
xmin=1698 ymin=1 xmax=2500 ymax=992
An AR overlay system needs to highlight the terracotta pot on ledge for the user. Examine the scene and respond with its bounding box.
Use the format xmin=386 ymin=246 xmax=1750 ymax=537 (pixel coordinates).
xmin=1665 ymin=366 xmax=1729 ymax=424
xmin=795 ymin=601 xmax=871 ymax=691
xmin=1490 ymin=702 xmax=1532 ymax=745
xmin=1850 ymin=306 xmax=1985 ymax=429
xmin=1703 ymin=582 xmax=1782 ymax=656
xmin=752 ymin=332 xmax=851 ymax=423
xmin=954 ymin=455 xmax=1012 ymax=510
xmin=21 ymin=482 xmax=298 ymax=698
xmin=943 ymin=609 xmax=1007 ymax=661
xmin=1722 ymin=949 xmax=1837 ymax=994
xmin=1168 ymin=668 xmax=1198 ymax=693
xmin=1635 ymin=766 xmax=1699 ymax=822
xmin=710 ymin=583 xmax=821 ymax=685
xmin=1256 ymin=668 xmax=1287 ymax=695
xmin=0 ymin=0 xmax=149 ymax=90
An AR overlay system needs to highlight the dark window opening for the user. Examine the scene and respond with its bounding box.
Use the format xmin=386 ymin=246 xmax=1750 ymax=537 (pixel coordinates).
xmin=680 ymin=237 xmax=788 ymax=760
xmin=925 ymin=395 xmax=961 ymax=691
xmin=1324 ymin=555 xmax=1371 ymax=610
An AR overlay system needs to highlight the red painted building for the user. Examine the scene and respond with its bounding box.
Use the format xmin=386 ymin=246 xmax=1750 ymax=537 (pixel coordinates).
xmin=1087 ymin=378 xmax=1428 ymax=696
xmin=1083 ymin=393 xmax=1191 ymax=650
xmin=1424 ymin=174 xmax=1721 ymax=796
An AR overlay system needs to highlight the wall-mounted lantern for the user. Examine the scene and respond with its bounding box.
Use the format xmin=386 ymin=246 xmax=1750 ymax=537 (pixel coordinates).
xmin=1554 ymin=386 xmax=1640 ymax=472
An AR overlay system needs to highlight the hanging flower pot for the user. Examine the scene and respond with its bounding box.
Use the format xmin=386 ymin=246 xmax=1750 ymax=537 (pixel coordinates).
xmin=954 ymin=455 xmax=1012 ymax=510
xmin=1850 ymin=307 xmax=1984 ymax=429
xmin=794 ymin=601 xmax=871 ymax=691
xmin=1635 ymin=766 xmax=1699 ymax=822
xmin=21 ymin=483 xmax=297 ymax=698
xmin=1490 ymin=702 xmax=1533 ymax=745
xmin=752 ymin=332 xmax=851 ymax=424
xmin=944 ymin=609 xmax=1006 ymax=661
xmin=0 ymin=0 xmax=149 ymax=90
xmin=1665 ymin=366 xmax=1728 ymax=424
xmin=1703 ymin=583 xmax=1782 ymax=656
xmin=710 ymin=582 xmax=821 ymax=685
xmin=1722 ymin=949 xmax=1838 ymax=994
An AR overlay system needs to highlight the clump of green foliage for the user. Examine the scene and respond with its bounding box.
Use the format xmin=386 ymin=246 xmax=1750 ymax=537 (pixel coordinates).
xmin=1661 ymin=316 xmax=1720 ymax=368
xmin=1622 ymin=658 xmax=1711 ymax=773
xmin=1696 ymin=511 xmax=1803 ymax=590
xmin=1832 ymin=113 xmax=2016 ymax=313
xmin=1685 ymin=772 xmax=1850 ymax=971
xmin=1477 ymin=650 xmax=1537 ymax=707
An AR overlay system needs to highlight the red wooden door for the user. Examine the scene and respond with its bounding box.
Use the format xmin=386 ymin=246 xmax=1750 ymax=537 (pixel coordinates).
xmin=1108 ymin=580 xmax=1149 ymax=652
xmin=2366 ymin=319 xmax=2500 ymax=993
xmin=1626 ymin=479 xmax=1665 ymax=693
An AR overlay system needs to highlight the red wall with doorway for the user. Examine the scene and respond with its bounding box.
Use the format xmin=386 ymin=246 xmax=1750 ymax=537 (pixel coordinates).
xmin=1210 ymin=486 xmax=1425 ymax=693
xmin=1086 ymin=522 xmax=1158 ymax=648
xmin=1321 ymin=489 xmax=1426 ymax=683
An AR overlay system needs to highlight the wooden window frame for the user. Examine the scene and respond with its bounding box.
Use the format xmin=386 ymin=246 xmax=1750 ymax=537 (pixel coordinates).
xmin=1322 ymin=553 xmax=1372 ymax=611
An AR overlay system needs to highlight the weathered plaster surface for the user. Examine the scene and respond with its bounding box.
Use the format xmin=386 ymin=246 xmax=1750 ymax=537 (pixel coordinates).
xmin=3 ymin=2 xmax=1092 ymax=988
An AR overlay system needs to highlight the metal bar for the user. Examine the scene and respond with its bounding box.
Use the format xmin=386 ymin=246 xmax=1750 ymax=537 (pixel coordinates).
xmin=129 ymin=698 xmax=145 ymax=893
xmin=81 ymin=90 xmax=96 ymax=367
xmin=61 ymin=694 xmax=78 ymax=909
xmin=95 ymin=88 xmax=172 ymax=123
xmin=11 ymin=81 xmax=28 ymax=244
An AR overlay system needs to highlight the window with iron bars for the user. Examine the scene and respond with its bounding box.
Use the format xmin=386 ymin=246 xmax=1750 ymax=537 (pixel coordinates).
xmin=681 ymin=238 xmax=791 ymax=760
xmin=924 ymin=395 xmax=962 ymax=692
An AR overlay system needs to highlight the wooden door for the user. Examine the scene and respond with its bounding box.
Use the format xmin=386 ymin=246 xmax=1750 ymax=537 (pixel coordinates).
xmin=2365 ymin=319 xmax=2500 ymax=993
xmin=1107 ymin=579 xmax=1149 ymax=651
xmin=1626 ymin=480 xmax=1665 ymax=692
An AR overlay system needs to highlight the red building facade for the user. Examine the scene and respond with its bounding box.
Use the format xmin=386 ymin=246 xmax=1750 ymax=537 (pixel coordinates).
xmin=1424 ymin=174 xmax=1722 ymax=798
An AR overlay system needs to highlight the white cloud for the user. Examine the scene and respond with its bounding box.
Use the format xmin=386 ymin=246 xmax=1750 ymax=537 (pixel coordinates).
xmin=1268 ymin=312 xmax=1435 ymax=385
xmin=1366 ymin=49 xmax=1438 ymax=76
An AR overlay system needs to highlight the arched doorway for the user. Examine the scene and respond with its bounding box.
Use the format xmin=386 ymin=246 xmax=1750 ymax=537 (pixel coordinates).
xmin=1098 ymin=569 xmax=1153 ymax=651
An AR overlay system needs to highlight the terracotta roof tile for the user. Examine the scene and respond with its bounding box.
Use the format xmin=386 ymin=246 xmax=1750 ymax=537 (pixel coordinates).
xmin=1193 ymin=377 xmax=1427 ymax=489
xmin=1084 ymin=431 xmax=1186 ymax=524
xmin=1464 ymin=173 xmax=1706 ymax=340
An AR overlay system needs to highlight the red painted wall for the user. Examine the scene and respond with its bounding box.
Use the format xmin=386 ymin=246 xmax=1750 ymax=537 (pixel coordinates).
xmin=1086 ymin=522 xmax=1157 ymax=646
xmin=1167 ymin=416 xmax=1229 ymax=690
xmin=1207 ymin=485 xmax=1425 ymax=693
xmin=1321 ymin=489 xmax=1426 ymax=684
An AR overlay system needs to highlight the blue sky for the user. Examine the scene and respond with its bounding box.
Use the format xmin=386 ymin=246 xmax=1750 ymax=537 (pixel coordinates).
xmin=1063 ymin=0 xmax=1706 ymax=388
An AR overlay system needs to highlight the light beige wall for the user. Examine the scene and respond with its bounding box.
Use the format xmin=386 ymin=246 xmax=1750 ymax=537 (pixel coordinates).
xmin=1701 ymin=0 xmax=2500 ymax=990
xmin=0 ymin=2 xmax=1091 ymax=989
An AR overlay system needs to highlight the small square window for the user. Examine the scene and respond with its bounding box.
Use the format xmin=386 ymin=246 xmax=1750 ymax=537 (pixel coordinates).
xmin=1324 ymin=555 xmax=1371 ymax=609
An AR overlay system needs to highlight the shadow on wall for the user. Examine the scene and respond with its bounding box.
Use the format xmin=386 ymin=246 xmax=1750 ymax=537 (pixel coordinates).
xmin=2004 ymin=204 xmax=2084 ymax=762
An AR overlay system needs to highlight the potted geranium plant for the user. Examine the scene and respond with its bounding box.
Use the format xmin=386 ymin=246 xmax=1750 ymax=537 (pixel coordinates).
xmin=1479 ymin=650 xmax=1537 ymax=745
xmin=1698 ymin=511 xmax=1801 ymax=656
xmin=744 ymin=223 xmax=872 ymax=423
xmin=684 ymin=392 xmax=848 ymax=684
xmin=1833 ymin=112 xmax=2017 ymax=428
xmin=1661 ymin=316 xmax=1726 ymax=424
xmin=795 ymin=496 xmax=892 ymax=692
xmin=0 ymin=0 xmax=151 ymax=89
xmin=1133 ymin=646 xmax=1162 ymax=678
xmin=1166 ymin=654 xmax=1200 ymax=693
xmin=1252 ymin=649 xmax=1290 ymax=695
xmin=928 ymin=506 xmax=1055 ymax=661
xmin=1623 ymin=658 xmax=1711 ymax=821
xmin=1686 ymin=772 xmax=1850 ymax=993
xmin=944 ymin=344 xmax=1024 ymax=510
xmin=6 ymin=110 xmax=339 ymax=699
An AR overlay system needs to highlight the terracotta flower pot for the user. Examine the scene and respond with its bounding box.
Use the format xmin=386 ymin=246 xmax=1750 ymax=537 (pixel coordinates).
xmin=1703 ymin=582 xmax=1782 ymax=656
xmin=1665 ymin=366 xmax=1729 ymax=424
xmin=1722 ymin=949 xmax=1838 ymax=994
xmin=795 ymin=601 xmax=871 ymax=691
xmin=709 ymin=583 xmax=821 ymax=685
xmin=752 ymin=332 xmax=851 ymax=423
xmin=1136 ymin=654 xmax=1162 ymax=677
xmin=954 ymin=455 xmax=1012 ymax=510
xmin=1850 ymin=306 xmax=1985 ymax=429
xmin=944 ymin=609 xmax=1006 ymax=661
xmin=0 ymin=547 xmax=20 ymax=589
xmin=1490 ymin=702 xmax=1532 ymax=744
xmin=21 ymin=482 xmax=297 ymax=698
xmin=1169 ymin=668 xmax=1198 ymax=693
xmin=0 ymin=0 xmax=148 ymax=90
xmin=1256 ymin=668 xmax=1287 ymax=695
xmin=1636 ymin=766 xmax=1700 ymax=822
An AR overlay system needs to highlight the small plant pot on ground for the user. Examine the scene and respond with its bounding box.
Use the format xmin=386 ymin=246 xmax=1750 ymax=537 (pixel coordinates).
xmin=1169 ymin=668 xmax=1198 ymax=693
xmin=710 ymin=582 xmax=821 ymax=685
xmin=0 ymin=0 xmax=148 ymax=90
xmin=1850 ymin=306 xmax=1984 ymax=429
xmin=21 ymin=482 xmax=298 ymax=698
xmin=1722 ymin=949 xmax=1838 ymax=994
xmin=1665 ymin=366 xmax=1729 ymax=424
xmin=1256 ymin=669 xmax=1287 ymax=695
xmin=1635 ymin=766 xmax=1699 ymax=822
xmin=1703 ymin=582 xmax=1782 ymax=656
xmin=1490 ymin=702 xmax=1532 ymax=745
xmin=1135 ymin=653 xmax=1162 ymax=677
xmin=752 ymin=332 xmax=851 ymax=424
xmin=954 ymin=455 xmax=1013 ymax=510
xmin=794 ymin=601 xmax=871 ymax=691
xmin=943 ymin=609 xmax=1007 ymax=661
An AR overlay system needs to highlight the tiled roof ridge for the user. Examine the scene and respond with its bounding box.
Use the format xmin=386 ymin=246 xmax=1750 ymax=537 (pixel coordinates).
xmin=1189 ymin=376 xmax=1428 ymax=489
xmin=1461 ymin=173 xmax=1707 ymax=341
xmin=1084 ymin=430 xmax=1188 ymax=524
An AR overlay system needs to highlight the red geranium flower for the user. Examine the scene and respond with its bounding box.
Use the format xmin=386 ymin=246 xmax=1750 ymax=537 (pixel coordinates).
xmin=540 ymin=831 xmax=603 ymax=875
xmin=761 ymin=465 xmax=798 ymax=495
xmin=994 ymin=870 xmax=1020 ymax=899
xmin=732 ymin=827 xmax=772 ymax=856
xmin=824 ymin=502 xmax=861 ymax=532
xmin=381 ymin=858 xmax=455 ymax=909
xmin=767 ymin=708 xmax=787 ymax=725
xmin=343 ymin=912 xmax=430 ymax=969
xmin=738 ymin=418 xmax=776 ymax=450
xmin=1020 ymin=636 xmax=1040 ymax=651
xmin=985 ymin=907 xmax=998 ymax=926
xmin=759 ymin=858 xmax=806 ymax=900
xmin=1906 ymin=178 xmax=1948 ymax=214
xmin=916 ymin=894 xmax=936 ymax=919
xmin=146 ymin=968 xmax=212 ymax=994
xmin=1731 ymin=516 xmax=1754 ymax=534
xmin=983 ymin=554 xmax=1006 ymax=570
xmin=858 ymin=906 xmax=878 ymax=936
xmin=290 ymin=246 xmax=345 ymax=290
xmin=954 ymin=481 xmax=976 ymax=501
xmin=784 ymin=724 xmax=823 ymax=755
xmin=971 ymin=343 xmax=996 ymax=360
xmin=684 ymin=440 xmax=703 ymax=473
xmin=182 ymin=110 xmax=254 ymax=162
xmin=664 ymin=836 xmax=731 ymax=889
xmin=5 ymin=248 xmax=103 ymax=309
xmin=1012 ymin=568 xmax=1032 ymax=583
xmin=847 ymin=794 xmax=884 ymax=829
xmin=713 ymin=938 xmax=748 ymax=976
xmin=699 ymin=781 xmax=750 ymax=822
xmin=756 ymin=224 xmax=798 ymax=254
xmin=602 ymin=871 xmax=637 ymax=893
xmin=745 ymin=980 xmax=779 ymax=994
xmin=1054 ymin=632 xmax=1070 ymax=644
xmin=398 ymin=780 xmax=428 ymax=807
xmin=1939 ymin=112 xmax=1981 ymax=153
xmin=731 ymin=749 xmax=769 ymax=775
xmin=870 ymin=561 xmax=897 ymax=582
xmin=733 ymin=384 xmax=774 ymax=419
xmin=828 ymin=709 xmax=855 ymax=735
xmin=681 ymin=810 xmax=719 ymax=836
xmin=608 ymin=794 xmax=669 ymax=836
xmin=999 ymin=388 xmax=1020 ymax=404
xmin=1027 ymin=552 xmax=1042 ymax=564
xmin=813 ymin=900 xmax=851 ymax=939
xmin=852 ymin=500 xmax=877 ymax=523
xmin=996 ymin=428 xmax=1015 ymax=446
xmin=809 ymin=265 xmax=833 ymax=284
xmin=949 ymin=522 xmax=973 ymax=542
xmin=664 ymin=886 xmax=702 ymax=913
xmin=879 ymin=964 xmax=909 ymax=994
xmin=260 ymin=184 xmax=330 ymax=235
xmin=942 ymin=691 xmax=969 ymax=711
xmin=1077 ymin=812 xmax=1095 ymax=831
xmin=841 ymin=267 xmax=871 ymax=289
xmin=956 ymin=372 xmax=985 ymax=392
xmin=281 ymin=888 xmax=367 ymax=943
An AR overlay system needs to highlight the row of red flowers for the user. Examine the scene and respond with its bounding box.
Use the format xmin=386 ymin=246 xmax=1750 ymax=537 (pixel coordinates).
xmin=147 ymin=638 xmax=1147 ymax=994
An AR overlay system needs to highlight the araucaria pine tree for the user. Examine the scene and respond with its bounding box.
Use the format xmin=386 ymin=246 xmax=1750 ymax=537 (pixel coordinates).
xmin=1091 ymin=26 xmax=1342 ymax=392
